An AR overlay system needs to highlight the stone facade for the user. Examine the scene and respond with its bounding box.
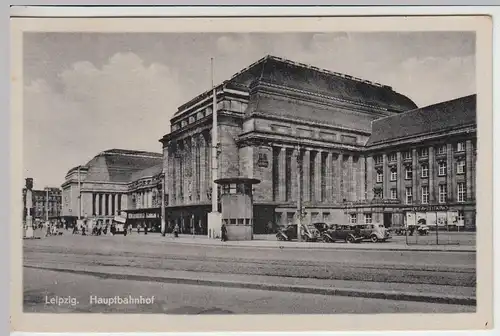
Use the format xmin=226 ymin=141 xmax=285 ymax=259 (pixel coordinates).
xmin=161 ymin=55 xmax=456 ymax=234
xmin=22 ymin=184 xmax=62 ymax=221
xmin=61 ymin=149 xmax=163 ymax=229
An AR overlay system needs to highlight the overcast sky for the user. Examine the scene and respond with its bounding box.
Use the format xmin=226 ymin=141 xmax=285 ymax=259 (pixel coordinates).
xmin=23 ymin=32 xmax=476 ymax=189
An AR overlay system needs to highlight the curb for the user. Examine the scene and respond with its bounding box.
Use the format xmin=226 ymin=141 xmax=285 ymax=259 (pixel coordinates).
xmin=167 ymin=241 xmax=476 ymax=253
xmin=26 ymin=265 xmax=476 ymax=306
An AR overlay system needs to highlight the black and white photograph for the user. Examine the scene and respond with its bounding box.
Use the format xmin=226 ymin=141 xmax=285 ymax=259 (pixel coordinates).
xmin=10 ymin=13 xmax=493 ymax=333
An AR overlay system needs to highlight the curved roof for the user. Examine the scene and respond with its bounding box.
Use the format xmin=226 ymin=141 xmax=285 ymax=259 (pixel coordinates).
xmin=129 ymin=163 xmax=163 ymax=181
xmin=366 ymin=94 xmax=476 ymax=146
xmin=175 ymin=55 xmax=417 ymax=116
xmin=83 ymin=149 xmax=162 ymax=183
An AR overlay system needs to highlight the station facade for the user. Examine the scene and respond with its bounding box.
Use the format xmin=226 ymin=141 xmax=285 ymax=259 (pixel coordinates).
xmin=159 ymin=55 xmax=477 ymax=233
xmin=61 ymin=149 xmax=164 ymax=230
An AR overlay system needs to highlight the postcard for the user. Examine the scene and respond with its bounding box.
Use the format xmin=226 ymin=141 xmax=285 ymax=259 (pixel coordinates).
xmin=10 ymin=9 xmax=493 ymax=333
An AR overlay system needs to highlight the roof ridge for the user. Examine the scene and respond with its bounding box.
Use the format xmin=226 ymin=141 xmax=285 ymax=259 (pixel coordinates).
xmin=373 ymin=94 xmax=476 ymax=123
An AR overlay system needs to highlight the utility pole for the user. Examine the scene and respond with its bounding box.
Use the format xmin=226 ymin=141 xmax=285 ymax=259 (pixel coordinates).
xmin=296 ymin=145 xmax=302 ymax=242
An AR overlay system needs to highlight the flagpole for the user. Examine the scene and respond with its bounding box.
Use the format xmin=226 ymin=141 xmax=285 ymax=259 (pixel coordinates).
xmin=207 ymin=57 xmax=221 ymax=239
xmin=211 ymin=57 xmax=218 ymax=212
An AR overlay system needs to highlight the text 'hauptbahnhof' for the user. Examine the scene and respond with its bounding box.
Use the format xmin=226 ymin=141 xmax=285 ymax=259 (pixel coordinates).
xmin=61 ymin=55 xmax=476 ymax=236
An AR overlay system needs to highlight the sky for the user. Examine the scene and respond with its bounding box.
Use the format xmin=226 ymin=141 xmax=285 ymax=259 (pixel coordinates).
xmin=23 ymin=32 xmax=476 ymax=189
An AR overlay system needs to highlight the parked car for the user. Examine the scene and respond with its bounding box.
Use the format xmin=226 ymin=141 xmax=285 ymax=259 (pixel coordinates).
xmin=321 ymin=224 xmax=364 ymax=243
xmin=356 ymin=224 xmax=391 ymax=242
xmin=276 ymin=223 xmax=321 ymax=242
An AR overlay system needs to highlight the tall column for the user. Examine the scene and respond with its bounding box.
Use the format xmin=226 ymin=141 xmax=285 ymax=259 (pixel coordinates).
xmin=163 ymin=142 xmax=170 ymax=206
xmin=108 ymin=194 xmax=113 ymax=215
xmin=302 ymin=149 xmax=310 ymax=202
xmin=336 ymin=154 xmax=343 ymax=202
xmin=466 ymin=140 xmax=473 ymax=200
xmin=291 ymin=147 xmax=299 ymax=202
xmin=382 ymin=154 xmax=388 ymax=198
xmin=192 ymin=134 xmax=199 ymax=202
xmin=207 ymin=133 xmax=212 ymax=198
xmin=359 ymin=156 xmax=366 ymax=201
xmin=326 ymin=152 xmax=333 ymax=202
xmin=115 ymin=194 xmax=119 ymax=215
xmin=447 ymin=143 xmax=454 ymax=202
xmin=92 ymin=193 xmax=96 ymax=216
xmin=278 ymin=147 xmax=287 ymax=202
xmin=314 ymin=151 xmax=321 ymax=203
xmin=366 ymin=155 xmax=374 ymax=200
xmin=429 ymin=146 xmax=436 ymax=203
xmin=412 ymin=148 xmax=418 ymax=203
xmin=186 ymin=138 xmax=192 ymax=204
xmin=396 ymin=151 xmax=403 ymax=202
xmin=176 ymin=142 xmax=182 ymax=204
xmin=199 ymin=133 xmax=207 ymax=202
xmin=351 ymin=156 xmax=358 ymax=201
xmin=167 ymin=144 xmax=174 ymax=206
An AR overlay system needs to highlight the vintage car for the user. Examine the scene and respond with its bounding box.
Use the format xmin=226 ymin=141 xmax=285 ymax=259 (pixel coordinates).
xmin=276 ymin=223 xmax=321 ymax=242
xmin=320 ymin=224 xmax=364 ymax=243
xmin=356 ymin=224 xmax=391 ymax=242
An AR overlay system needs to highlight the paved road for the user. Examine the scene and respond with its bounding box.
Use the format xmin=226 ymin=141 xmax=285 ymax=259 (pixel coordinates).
xmin=24 ymin=268 xmax=474 ymax=314
xmin=23 ymin=234 xmax=476 ymax=313
xmin=24 ymin=234 xmax=476 ymax=286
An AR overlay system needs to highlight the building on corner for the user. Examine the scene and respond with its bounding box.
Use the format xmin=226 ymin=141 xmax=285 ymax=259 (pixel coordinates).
xmin=160 ymin=55 xmax=476 ymax=234
xmin=61 ymin=149 xmax=164 ymax=230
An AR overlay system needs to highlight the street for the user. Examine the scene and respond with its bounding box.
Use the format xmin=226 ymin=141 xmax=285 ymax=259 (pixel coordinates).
xmin=23 ymin=232 xmax=476 ymax=314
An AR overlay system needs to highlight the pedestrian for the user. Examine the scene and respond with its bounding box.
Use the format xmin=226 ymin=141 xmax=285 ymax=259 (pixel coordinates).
xmin=173 ymin=223 xmax=179 ymax=238
xmin=221 ymin=223 xmax=228 ymax=242
xmin=81 ymin=225 xmax=86 ymax=236
xmin=144 ymin=224 xmax=148 ymax=235
xmin=267 ymin=221 xmax=273 ymax=234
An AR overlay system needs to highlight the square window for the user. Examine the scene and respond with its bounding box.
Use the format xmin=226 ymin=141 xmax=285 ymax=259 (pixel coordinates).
xmin=438 ymin=185 xmax=447 ymax=204
xmin=405 ymin=166 xmax=413 ymax=179
xmin=421 ymin=186 xmax=429 ymax=204
xmin=456 ymin=142 xmax=466 ymax=152
xmin=390 ymin=188 xmax=397 ymax=200
xmin=437 ymin=145 xmax=447 ymax=155
xmin=364 ymin=213 xmax=372 ymax=224
xmin=438 ymin=161 xmax=447 ymax=176
xmin=457 ymin=160 xmax=465 ymax=174
xmin=390 ymin=168 xmax=397 ymax=181
xmin=457 ymin=183 xmax=466 ymax=202
xmin=388 ymin=153 xmax=397 ymax=162
xmin=350 ymin=214 xmax=357 ymax=224
xmin=405 ymin=187 xmax=413 ymax=204
xmin=402 ymin=151 xmax=412 ymax=160
xmin=419 ymin=147 xmax=429 ymax=157
xmin=421 ymin=164 xmax=429 ymax=178
xmin=376 ymin=171 xmax=383 ymax=183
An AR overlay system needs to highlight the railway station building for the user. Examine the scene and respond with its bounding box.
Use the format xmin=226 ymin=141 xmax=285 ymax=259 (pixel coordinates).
xmin=160 ymin=55 xmax=478 ymax=233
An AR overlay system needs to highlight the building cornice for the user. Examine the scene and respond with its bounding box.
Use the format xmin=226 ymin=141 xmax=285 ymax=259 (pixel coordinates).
xmin=251 ymin=80 xmax=404 ymax=115
xmin=366 ymin=125 xmax=476 ymax=151
xmin=237 ymin=132 xmax=363 ymax=153
xmin=248 ymin=111 xmax=372 ymax=137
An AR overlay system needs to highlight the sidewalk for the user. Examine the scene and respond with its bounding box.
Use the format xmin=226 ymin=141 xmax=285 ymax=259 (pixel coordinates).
xmin=150 ymin=234 xmax=476 ymax=252
xmin=24 ymin=261 xmax=476 ymax=306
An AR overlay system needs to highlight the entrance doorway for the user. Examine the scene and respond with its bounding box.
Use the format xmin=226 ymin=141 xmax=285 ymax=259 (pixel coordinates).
xmin=383 ymin=213 xmax=392 ymax=228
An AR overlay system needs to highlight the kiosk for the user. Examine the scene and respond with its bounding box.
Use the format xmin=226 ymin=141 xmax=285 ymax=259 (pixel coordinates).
xmin=214 ymin=177 xmax=260 ymax=241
